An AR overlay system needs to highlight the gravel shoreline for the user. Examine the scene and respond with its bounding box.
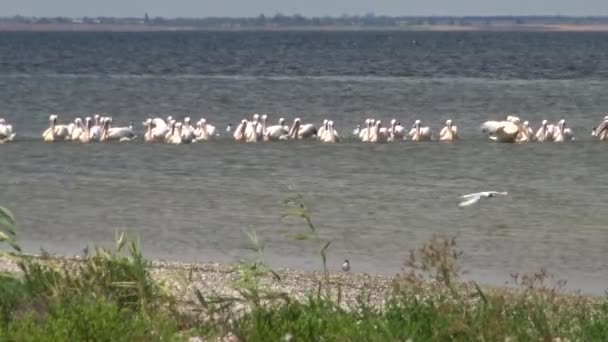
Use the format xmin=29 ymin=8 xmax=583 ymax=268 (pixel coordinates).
xmin=0 ymin=255 xmax=394 ymax=309
xmin=1 ymin=254 xmax=601 ymax=311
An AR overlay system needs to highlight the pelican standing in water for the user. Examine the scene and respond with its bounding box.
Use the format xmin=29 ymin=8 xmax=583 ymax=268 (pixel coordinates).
xmin=288 ymin=117 xmax=317 ymax=140
xmin=439 ymin=119 xmax=458 ymax=142
xmin=554 ymin=119 xmax=574 ymax=141
xmin=409 ymin=120 xmax=432 ymax=142
xmin=263 ymin=115 xmax=289 ymax=141
xmin=42 ymin=114 xmax=70 ymax=142
xmin=389 ymin=119 xmax=405 ymax=141
xmin=592 ymin=115 xmax=608 ymax=141
xmin=535 ymin=120 xmax=554 ymax=142
xmin=480 ymin=118 xmax=520 ymax=143
xmin=459 ymin=191 xmax=509 ymax=207
xmin=100 ymin=118 xmax=136 ymax=142
xmin=233 ymin=119 xmax=248 ymax=142
xmin=0 ymin=118 xmax=15 ymax=143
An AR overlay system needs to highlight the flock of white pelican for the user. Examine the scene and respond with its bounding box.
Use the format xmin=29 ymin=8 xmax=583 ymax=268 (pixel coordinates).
xmin=2 ymin=113 xmax=608 ymax=144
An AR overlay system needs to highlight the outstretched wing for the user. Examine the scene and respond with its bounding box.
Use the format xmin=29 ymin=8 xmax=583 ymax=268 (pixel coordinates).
xmin=459 ymin=195 xmax=481 ymax=207
xmin=461 ymin=192 xmax=482 ymax=199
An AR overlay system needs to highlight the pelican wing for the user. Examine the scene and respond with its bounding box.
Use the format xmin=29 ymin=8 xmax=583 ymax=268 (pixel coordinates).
xmin=459 ymin=195 xmax=481 ymax=207
xmin=480 ymin=121 xmax=502 ymax=134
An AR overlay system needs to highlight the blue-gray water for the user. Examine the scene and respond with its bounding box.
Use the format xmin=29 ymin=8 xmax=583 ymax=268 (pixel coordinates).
xmin=1 ymin=31 xmax=608 ymax=294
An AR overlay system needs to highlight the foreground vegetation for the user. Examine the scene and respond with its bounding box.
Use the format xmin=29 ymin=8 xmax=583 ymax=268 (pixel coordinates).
xmin=1 ymin=200 xmax=607 ymax=341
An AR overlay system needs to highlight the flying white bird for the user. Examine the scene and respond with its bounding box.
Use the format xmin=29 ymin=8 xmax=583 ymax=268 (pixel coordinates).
xmin=458 ymin=191 xmax=508 ymax=207
xmin=342 ymin=259 xmax=351 ymax=272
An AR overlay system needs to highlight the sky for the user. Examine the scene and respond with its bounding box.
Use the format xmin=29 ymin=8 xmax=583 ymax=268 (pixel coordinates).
xmin=3 ymin=0 xmax=608 ymax=18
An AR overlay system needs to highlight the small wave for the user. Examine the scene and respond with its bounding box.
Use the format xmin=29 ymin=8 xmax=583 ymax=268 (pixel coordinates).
xmin=1 ymin=73 xmax=605 ymax=85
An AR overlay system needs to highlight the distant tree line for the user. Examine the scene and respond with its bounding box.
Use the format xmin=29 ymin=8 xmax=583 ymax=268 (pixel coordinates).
xmin=2 ymin=14 xmax=608 ymax=28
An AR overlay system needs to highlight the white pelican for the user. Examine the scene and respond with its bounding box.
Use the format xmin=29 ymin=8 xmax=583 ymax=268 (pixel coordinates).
xmin=166 ymin=121 xmax=183 ymax=145
xmin=0 ymin=118 xmax=15 ymax=143
xmin=369 ymin=120 xmax=388 ymax=143
xmin=553 ymin=119 xmax=574 ymax=141
xmin=534 ymin=120 xmax=552 ymax=142
xmin=143 ymin=118 xmax=169 ymax=142
xmin=251 ymin=114 xmax=263 ymax=139
xmin=263 ymin=115 xmax=289 ymax=141
xmin=244 ymin=118 xmax=259 ymax=142
xmin=459 ymin=191 xmax=509 ymax=207
xmin=359 ymin=119 xmax=372 ymax=142
xmin=389 ymin=119 xmax=405 ymax=141
xmin=181 ymin=117 xmax=196 ymax=142
xmin=70 ymin=118 xmax=85 ymax=141
xmin=320 ymin=120 xmax=340 ymax=143
xmin=439 ymin=119 xmax=458 ymax=142
xmin=515 ymin=120 xmax=534 ymax=143
xmin=552 ymin=119 xmax=574 ymax=142
xmin=89 ymin=114 xmax=102 ymax=142
xmin=317 ymin=119 xmax=329 ymax=141
xmin=198 ymin=118 xmax=217 ymax=137
xmin=288 ymin=118 xmax=317 ymax=140
xmin=480 ymin=119 xmax=520 ymax=143
xmin=100 ymin=118 xmax=136 ymax=142
xmin=409 ymin=120 xmax=432 ymax=142
xmin=77 ymin=117 xmax=92 ymax=143
xmin=592 ymin=116 xmax=608 ymax=141
xmin=42 ymin=115 xmax=70 ymax=142
xmin=233 ymin=119 xmax=247 ymax=142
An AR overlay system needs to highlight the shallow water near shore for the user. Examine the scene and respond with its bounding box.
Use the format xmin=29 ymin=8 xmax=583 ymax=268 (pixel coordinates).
xmin=1 ymin=31 xmax=608 ymax=295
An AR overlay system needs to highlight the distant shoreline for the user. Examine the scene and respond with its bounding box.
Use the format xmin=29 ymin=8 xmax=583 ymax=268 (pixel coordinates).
xmin=3 ymin=23 xmax=608 ymax=32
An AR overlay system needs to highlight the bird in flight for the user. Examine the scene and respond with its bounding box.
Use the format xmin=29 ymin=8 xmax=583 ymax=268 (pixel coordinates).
xmin=458 ymin=191 xmax=508 ymax=207
xmin=342 ymin=259 xmax=351 ymax=272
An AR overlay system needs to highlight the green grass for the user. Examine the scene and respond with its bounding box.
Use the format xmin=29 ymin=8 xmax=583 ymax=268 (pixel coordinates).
xmin=1 ymin=202 xmax=608 ymax=341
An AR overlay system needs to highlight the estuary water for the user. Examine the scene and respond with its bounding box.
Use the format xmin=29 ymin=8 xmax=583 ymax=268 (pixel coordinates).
xmin=1 ymin=31 xmax=608 ymax=294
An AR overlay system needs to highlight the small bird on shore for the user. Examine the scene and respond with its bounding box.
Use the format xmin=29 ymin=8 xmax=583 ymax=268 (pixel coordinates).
xmin=342 ymin=259 xmax=351 ymax=272
xmin=459 ymin=191 xmax=508 ymax=207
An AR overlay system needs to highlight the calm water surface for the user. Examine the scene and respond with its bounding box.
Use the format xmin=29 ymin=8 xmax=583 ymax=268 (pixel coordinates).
xmin=1 ymin=31 xmax=608 ymax=294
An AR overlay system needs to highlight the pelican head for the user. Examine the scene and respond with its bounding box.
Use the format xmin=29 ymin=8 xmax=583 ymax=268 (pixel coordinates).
xmin=184 ymin=117 xmax=191 ymax=124
xmin=541 ymin=119 xmax=548 ymax=126
xmin=414 ymin=119 xmax=421 ymax=128
xmin=446 ymin=119 xmax=452 ymax=127
xmin=201 ymin=118 xmax=207 ymax=125
xmin=523 ymin=120 xmax=529 ymax=128
xmin=328 ymin=120 xmax=334 ymax=126
xmin=294 ymin=117 xmax=301 ymax=124
xmin=253 ymin=113 xmax=260 ymax=122
xmin=391 ymin=119 xmax=396 ymax=125
xmin=279 ymin=117 xmax=285 ymax=125
xmin=0 ymin=118 xmax=5 ymax=125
